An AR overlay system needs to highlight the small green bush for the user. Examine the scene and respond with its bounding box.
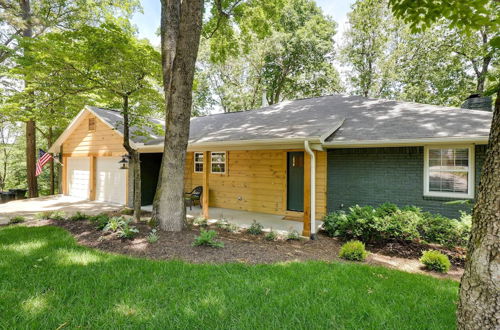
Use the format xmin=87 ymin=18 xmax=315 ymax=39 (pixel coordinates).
xmin=117 ymin=223 xmax=139 ymax=239
xmin=322 ymin=203 xmax=470 ymax=248
xmin=339 ymin=240 xmax=368 ymax=261
xmin=51 ymin=211 xmax=66 ymax=221
xmin=147 ymin=229 xmax=159 ymax=244
xmin=89 ymin=213 xmax=110 ymax=230
xmin=287 ymin=230 xmax=300 ymax=241
xmin=35 ymin=211 xmax=53 ymax=220
xmin=193 ymin=229 xmax=224 ymax=248
xmin=120 ymin=208 xmax=134 ymax=216
xmin=103 ymin=217 xmax=125 ymax=232
xmin=9 ymin=216 xmax=25 ymax=224
xmin=420 ymin=250 xmax=451 ymax=273
xmin=35 ymin=211 xmax=66 ymax=221
xmin=417 ymin=213 xmax=470 ymax=248
xmin=247 ymin=220 xmax=263 ymax=235
xmin=194 ymin=217 xmax=208 ymax=228
xmin=68 ymin=211 xmax=87 ymax=221
xmin=216 ymin=219 xmax=238 ymax=232
xmin=264 ymin=230 xmax=278 ymax=241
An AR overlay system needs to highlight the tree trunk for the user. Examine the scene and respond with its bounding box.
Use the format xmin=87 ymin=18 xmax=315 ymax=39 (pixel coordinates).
xmin=48 ymin=126 xmax=55 ymax=195
xmin=153 ymin=0 xmax=204 ymax=231
xmin=26 ymin=120 xmax=37 ymax=197
xmin=457 ymin=89 xmax=500 ymax=329
xmin=21 ymin=0 xmax=38 ymax=198
xmin=121 ymin=95 xmax=141 ymax=222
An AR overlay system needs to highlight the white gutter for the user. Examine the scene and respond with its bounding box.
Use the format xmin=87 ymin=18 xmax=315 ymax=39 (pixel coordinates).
xmin=323 ymin=136 xmax=489 ymax=148
xmin=304 ymin=140 xmax=316 ymax=240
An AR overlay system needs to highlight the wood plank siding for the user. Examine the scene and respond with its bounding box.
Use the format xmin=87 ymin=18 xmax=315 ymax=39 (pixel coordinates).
xmin=62 ymin=112 xmax=126 ymax=157
xmin=184 ymin=150 xmax=328 ymax=219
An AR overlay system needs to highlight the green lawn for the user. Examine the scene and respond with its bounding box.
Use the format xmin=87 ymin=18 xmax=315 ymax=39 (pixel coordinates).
xmin=0 ymin=225 xmax=458 ymax=329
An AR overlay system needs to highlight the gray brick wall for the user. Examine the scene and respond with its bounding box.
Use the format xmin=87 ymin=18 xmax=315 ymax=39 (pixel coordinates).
xmin=327 ymin=145 xmax=486 ymax=219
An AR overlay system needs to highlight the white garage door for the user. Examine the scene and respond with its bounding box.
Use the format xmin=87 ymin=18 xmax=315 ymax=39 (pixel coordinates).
xmin=96 ymin=157 xmax=127 ymax=205
xmin=67 ymin=157 xmax=90 ymax=199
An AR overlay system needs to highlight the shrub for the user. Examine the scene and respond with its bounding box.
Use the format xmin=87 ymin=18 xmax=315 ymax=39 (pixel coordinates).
xmin=322 ymin=203 xmax=470 ymax=247
xmin=382 ymin=210 xmax=420 ymax=241
xmin=89 ymin=214 xmax=110 ymax=230
xmin=35 ymin=211 xmax=66 ymax=221
xmin=35 ymin=211 xmax=53 ymax=220
xmin=216 ymin=219 xmax=238 ymax=232
xmin=420 ymin=250 xmax=451 ymax=273
xmin=103 ymin=217 xmax=125 ymax=232
xmin=120 ymin=208 xmax=134 ymax=216
xmin=9 ymin=216 xmax=25 ymax=224
xmin=264 ymin=230 xmax=278 ymax=241
xmin=68 ymin=211 xmax=87 ymax=221
xmin=50 ymin=211 xmax=66 ymax=221
xmin=375 ymin=202 xmax=399 ymax=217
xmin=194 ymin=217 xmax=208 ymax=228
xmin=339 ymin=240 xmax=368 ymax=261
xmin=287 ymin=230 xmax=300 ymax=241
xmin=322 ymin=206 xmax=385 ymax=242
xmin=147 ymin=229 xmax=159 ymax=244
xmin=193 ymin=229 xmax=224 ymax=248
xmin=417 ymin=214 xmax=469 ymax=247
xmin=117 ymin=223 xmax=139 ymax=239
xmin=247 ymin=220 xmax=263 ymax=235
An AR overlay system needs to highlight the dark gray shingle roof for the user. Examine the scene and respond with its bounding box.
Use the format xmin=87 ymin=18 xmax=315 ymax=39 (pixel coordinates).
xmin=91 ymin=94 xmax=492 ymax=146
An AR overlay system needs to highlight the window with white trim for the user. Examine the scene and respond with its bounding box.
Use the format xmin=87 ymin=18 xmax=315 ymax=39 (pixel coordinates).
xmin=194 ymin=152 xmax=203 ymax=173
xmin=424 ymin=146 xmax=474 ymax=198
xmin=211 ymin=152 xmax=226 ymax=173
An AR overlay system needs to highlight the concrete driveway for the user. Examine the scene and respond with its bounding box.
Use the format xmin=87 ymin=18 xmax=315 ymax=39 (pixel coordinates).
xmin=0 ymin=195 xmax=123 ymax=224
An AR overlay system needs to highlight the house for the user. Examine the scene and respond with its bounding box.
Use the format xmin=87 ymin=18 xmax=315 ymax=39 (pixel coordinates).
xmin=49 ymin=94 xmax=493 ymax=237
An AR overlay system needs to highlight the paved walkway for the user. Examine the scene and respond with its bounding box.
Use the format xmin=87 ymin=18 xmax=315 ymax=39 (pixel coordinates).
xmin=0 ymin=195 xmax=122 ymax=224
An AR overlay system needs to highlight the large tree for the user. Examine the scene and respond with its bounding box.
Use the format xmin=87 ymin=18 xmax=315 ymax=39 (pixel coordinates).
xmin=389 ymin=0 xmax=499 ymax=328
xmin=152 ymin=0 xmax=204 ymax=231
xmin=340 ymin=0 xmax=391 ymax=98
xmin=0 ymin=0 xmax=138 ymax=197
xmin=13 ymin=24 xmax=163 ymax=220
xmin=195 ymin=0 xmax=341 ymax=113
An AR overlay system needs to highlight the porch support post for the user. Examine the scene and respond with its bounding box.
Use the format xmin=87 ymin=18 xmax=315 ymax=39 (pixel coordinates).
xmin=202 ymin=150 xmax=209 ymax=219
xmin=302 ymin=150 xmax=311 ymax=237
xmin=304 ymin=141 xmax=317 ymax=239
xmin=62 ymin=156 xmax=67 ymax=195
xmin=89 ymin=155 xmax=96 ymax=200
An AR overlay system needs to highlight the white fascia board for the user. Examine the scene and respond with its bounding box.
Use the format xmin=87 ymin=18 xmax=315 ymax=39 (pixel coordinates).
xmin=323 ymin=136 xmax=489 ymax=148
xmin=136 ymin=137 xmax=322 ymax=152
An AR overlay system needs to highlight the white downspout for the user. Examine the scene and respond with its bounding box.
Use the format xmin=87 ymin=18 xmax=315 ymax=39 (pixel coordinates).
xmin=304 ymin=140 xmax=317 ymax=240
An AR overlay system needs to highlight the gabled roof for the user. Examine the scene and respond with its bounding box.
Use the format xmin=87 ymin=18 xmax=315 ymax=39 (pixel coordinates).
xmin=187 ymin=95 xmax=492 ymax=146
xmin=49 ymin=94 xmax=492 ymax=153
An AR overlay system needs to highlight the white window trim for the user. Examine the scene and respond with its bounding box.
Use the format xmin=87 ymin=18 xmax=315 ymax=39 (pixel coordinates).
xmin=423 ymin=145 xmax=475 ymax=199
xmin=194 ymin=152 xmax=204 ymax=173
xmin=210 ymin=151 xmax=226 ymax=174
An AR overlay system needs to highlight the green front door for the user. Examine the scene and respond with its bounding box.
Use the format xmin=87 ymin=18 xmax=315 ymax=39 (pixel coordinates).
xmin=287 ymin=152 xmax=304 ymax=212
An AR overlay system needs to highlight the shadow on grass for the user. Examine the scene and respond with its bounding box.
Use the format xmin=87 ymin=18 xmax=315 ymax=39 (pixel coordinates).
xmin=0 ymin=225 xmax=458 ymax=329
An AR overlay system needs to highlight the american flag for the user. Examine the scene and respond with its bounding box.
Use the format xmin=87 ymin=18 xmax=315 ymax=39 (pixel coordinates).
xmin=35 ymin=149 xmax=53 ymax=177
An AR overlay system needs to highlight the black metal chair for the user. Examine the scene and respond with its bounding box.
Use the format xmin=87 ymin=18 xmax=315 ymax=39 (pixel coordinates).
xmin=185 ymin=186 xmax=203 ymax=210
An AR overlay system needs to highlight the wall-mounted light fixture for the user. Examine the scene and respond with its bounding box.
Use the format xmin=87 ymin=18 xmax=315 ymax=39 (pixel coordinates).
xmin=118 ymin=154 xmax=131 ymax=170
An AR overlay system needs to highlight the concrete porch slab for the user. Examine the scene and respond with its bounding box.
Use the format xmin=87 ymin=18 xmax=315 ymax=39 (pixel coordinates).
xmin=142 ymin=204 xmax=323 ymax=235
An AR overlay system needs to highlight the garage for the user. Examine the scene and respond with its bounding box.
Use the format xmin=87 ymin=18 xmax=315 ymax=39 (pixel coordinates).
xmin=67 ymin=157 xmax=90 ymax=199
xmin=95 ymin=157 xmax=127 ymax=204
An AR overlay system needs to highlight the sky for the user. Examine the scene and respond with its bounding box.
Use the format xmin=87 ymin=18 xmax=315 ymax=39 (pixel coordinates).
xmin=131 ymin=0 xmax=354 ymax=47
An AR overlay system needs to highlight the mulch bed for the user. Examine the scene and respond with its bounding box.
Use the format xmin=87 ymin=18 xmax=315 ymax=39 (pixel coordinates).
xmin=33 ymin=218 xmax=465 ymax=268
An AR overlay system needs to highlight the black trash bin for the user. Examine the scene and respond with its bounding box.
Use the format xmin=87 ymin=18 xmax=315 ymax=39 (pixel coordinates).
xmin=1 ymin=191 xmax=15 ymax=203
xmin=0 ymin=192 xmax=8 ymax=204
xmin=10 ymin=189 xmax=27 ymax=200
